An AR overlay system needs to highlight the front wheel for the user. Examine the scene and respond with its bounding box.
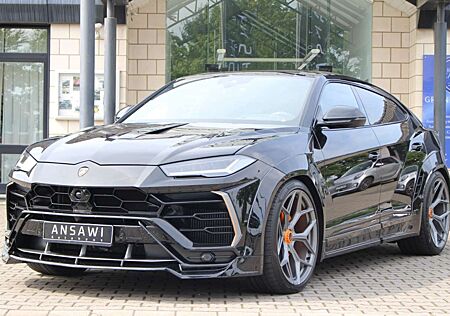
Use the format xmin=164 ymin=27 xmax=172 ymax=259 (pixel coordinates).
xmin=358 ymin=177 xmax=373 ymax=191
xmin=398 ymin=172 xmax=450 ymax=255
xmin=250 ymin=180 xmax=320 ymax=294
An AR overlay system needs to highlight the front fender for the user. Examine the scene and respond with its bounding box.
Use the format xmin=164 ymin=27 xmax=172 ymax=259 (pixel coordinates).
xmin=243 ymin=153 xmax=327 ymax=272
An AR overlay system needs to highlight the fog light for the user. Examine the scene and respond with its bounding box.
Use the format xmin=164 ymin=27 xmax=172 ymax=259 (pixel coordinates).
xmin=201 ymin=252 xmax=215 ymax=263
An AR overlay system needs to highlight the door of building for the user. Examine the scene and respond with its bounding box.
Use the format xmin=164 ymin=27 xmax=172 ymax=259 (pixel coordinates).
xmin=0 ymin=26 xmax=49 ymax=192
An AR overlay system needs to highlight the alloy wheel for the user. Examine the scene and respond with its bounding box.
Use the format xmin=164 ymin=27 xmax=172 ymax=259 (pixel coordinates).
xmin=428 ymin=177 xmax=450 ymax=248
xmin=277 ymin=189 xmax=318 ymax=285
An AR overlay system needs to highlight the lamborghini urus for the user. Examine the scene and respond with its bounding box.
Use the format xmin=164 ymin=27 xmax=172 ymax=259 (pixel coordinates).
xmin=4 ymin=72 xmax=449 ymax=294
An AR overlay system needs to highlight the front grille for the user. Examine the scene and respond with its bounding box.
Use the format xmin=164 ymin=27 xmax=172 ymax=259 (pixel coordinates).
xmin=29 ymin=184 xmax=162 ymax=214
xmin=8 ymin=184 xmax=235 ymax=247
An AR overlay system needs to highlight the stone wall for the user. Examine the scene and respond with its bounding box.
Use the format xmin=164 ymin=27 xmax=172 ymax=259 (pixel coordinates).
xmin=49 ymin=24 xmax=128 ymax=136
xmin=126 ymin=0 xmax=166 ymax=106
xmin=372 ymin=0 xmax=412 ymax=107
xmin=46 ymin=0 xmax=443 ymax=137
xmin=372 ymin=0 xmax=449 ymax=121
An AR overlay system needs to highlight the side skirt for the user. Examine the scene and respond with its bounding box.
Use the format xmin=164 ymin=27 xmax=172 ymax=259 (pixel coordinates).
xmin=323 ymin=224 xmax=381 ymax=259
xmin=322 ymin=212 xmax=421 ymax=260
xmin=380 ymin=209 xmax=422 ymax=243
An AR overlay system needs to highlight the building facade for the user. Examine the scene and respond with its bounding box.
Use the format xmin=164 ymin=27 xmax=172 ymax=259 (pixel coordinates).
xmin=0 ymin=0 xmax=445 ymax=188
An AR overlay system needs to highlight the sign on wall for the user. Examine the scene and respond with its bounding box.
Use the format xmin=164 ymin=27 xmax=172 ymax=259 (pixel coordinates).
xmin=58 ymin=73 xmax=105 ymax=118
xmin=422 ymin=55 xmax=450 ymax=165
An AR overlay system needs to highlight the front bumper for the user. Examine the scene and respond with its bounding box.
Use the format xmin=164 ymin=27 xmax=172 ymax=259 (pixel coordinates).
xmin=4 ymin=161 xmax=279 ymax=278
xmin=4 ymin=211 xmax=250 ymax=278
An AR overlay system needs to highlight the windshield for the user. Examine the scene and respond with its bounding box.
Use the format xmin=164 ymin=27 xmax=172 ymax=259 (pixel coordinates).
xmin=343 ymin=161 xmax=373 ymax=177
xmin=123 ymin=74 xmax=314 ymax=126
xmin=402 ymin=165 xmax=418 ymax=174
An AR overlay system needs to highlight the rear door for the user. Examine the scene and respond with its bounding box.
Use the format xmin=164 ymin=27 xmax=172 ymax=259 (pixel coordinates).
xmin=353 ymin=85 xmax=423 ymax=241
xmin=313 ymin=82 xmax=382 ymax=255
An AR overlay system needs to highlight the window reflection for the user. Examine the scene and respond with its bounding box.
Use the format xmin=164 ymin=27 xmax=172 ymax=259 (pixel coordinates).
xmin=0 ymin=28 xmax=47 ymax=53
xmin=354 ymin=87 xmax=407 ymax=125
xmin=167 ymin=0 xmax=372 ymax=80
xmin=319 ymin=83 xmax=360 ymax=116
xmin=125 ymin=75 xmax=314 ymax=126
xmin=0 ymin=62 xmax=45 ymax=182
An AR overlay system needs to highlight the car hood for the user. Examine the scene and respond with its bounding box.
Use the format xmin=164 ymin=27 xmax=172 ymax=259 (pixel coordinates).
xmin=28 ymin=123 xmax=301 ymax=165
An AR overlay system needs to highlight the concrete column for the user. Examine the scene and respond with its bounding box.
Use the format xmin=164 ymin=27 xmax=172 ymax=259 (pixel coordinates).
xmin=434 ymin=3 xmax=447 ymax=153
xmin=104 ymin=0 xmax=117 ymax=125
xmin=80 ymin=0 xmax=96 ymax=129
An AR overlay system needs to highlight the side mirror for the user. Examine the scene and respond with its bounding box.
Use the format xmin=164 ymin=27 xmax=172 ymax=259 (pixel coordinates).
xmin=318 ymin=106 xmax=366 ymax=129
xmin=115 ymin=105 xmax=133 ymax=122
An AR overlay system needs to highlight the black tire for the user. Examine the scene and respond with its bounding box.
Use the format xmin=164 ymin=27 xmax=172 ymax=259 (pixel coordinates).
xmin=358 ymin=177 xmax=373 ymax=191
xmin=27 ymin=262 xmax=86 ymax=276
xmin=249 ymin=180 xmax=321 ymax=294
xmin=405 ymin=179 xmax=415 ymax=197
xmin=398 ymin=172 xmax=449 ymax=255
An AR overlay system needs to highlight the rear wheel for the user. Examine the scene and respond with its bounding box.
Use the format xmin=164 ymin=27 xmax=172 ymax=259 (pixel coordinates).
xmin=398 ymin=172 xmax=450 ymax=255
xmin=250 ymin=180 xmax=320 ymax=294
xmin=27 ymin=262 xmax=86 ymax=276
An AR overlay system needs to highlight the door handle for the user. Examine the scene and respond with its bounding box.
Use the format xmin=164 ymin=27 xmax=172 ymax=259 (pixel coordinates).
xmin=368 ymin=152 xmax=379 ymax=161
xmin=411 ymin=143 xmax=423 ymax=152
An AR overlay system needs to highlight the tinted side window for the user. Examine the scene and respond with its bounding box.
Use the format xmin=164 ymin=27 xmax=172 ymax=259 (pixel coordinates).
xmin=355 ymin=87 xmax=407 ymax=125
xmin=319 ymin=83 xmax=360 ymax=116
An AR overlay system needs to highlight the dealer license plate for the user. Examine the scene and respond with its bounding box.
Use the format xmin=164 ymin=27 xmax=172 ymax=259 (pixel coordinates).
xmin=43 ymin=222 xmax=113 ymax=247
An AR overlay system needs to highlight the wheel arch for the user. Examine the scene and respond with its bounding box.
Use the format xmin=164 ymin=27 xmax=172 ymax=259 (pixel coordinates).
xmin=289 ymin=174 xmax=325 ymax=262
xmin=419 ymin=151 xmax=449 ymax=197
xmin=414 ymin=151 xmax=450 ymax=229
xmin=436 ymin=167 xmax=450 ymax=189
xmin=256 ymin=154 xmax=326 ymax=263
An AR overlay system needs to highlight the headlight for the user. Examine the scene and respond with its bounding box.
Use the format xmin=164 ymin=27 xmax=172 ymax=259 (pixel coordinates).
xmin=14 ymin=151 xmax=37 ymax=173
xmin=353 ymin=172 xmax=364 ymax=179
xmin=399 ymin=175 xmax=408 ymax=182
xmin=161 ymin=155 xmax=256 ymax=178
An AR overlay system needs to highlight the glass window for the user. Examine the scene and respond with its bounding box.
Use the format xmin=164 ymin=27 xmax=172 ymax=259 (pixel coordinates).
xmin=319 ymin=83 xmax=359 ymax=116
xmin=355 ymin=87 xmax=407 ymax=125
xmin=381 ymin=157 xmax=398 ymax=164
xmin=0 ymin=153 xmax=20 ymax=183
xmin=124 ymin=74 xmax=313 ymax=126
xmin=0 ymin=62 xmax=45 ymax=145
xmin=167 ymin=0 xmax=372 ymax=81
xmin=0 ymin=28 xmax=47 ymax=53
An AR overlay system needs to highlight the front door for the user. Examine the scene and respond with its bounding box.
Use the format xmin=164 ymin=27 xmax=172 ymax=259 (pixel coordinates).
xmin=313 ymin=82 xmax=382 ymax=255
xmin=0 ymin=27 xmax=49 ymax=192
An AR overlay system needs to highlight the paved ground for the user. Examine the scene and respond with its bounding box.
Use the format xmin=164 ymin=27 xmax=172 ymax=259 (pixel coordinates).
xmin=1 ymin=203 xmax=450 ymax=316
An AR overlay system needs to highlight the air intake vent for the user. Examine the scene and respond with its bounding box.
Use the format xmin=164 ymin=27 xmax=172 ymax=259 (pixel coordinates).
xmin=160 ymin=196 xmax=234 ymax=247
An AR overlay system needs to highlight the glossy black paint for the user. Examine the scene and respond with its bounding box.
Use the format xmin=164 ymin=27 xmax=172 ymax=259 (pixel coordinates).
xmin=3 ymin=72 xmax=449 ymax=278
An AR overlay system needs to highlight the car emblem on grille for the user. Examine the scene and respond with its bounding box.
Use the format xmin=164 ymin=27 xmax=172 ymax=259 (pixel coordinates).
xmin=69 ymin=188 xmax=91 ymax=203
xmin=78 ymin=166 xmax=89 ymax=177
